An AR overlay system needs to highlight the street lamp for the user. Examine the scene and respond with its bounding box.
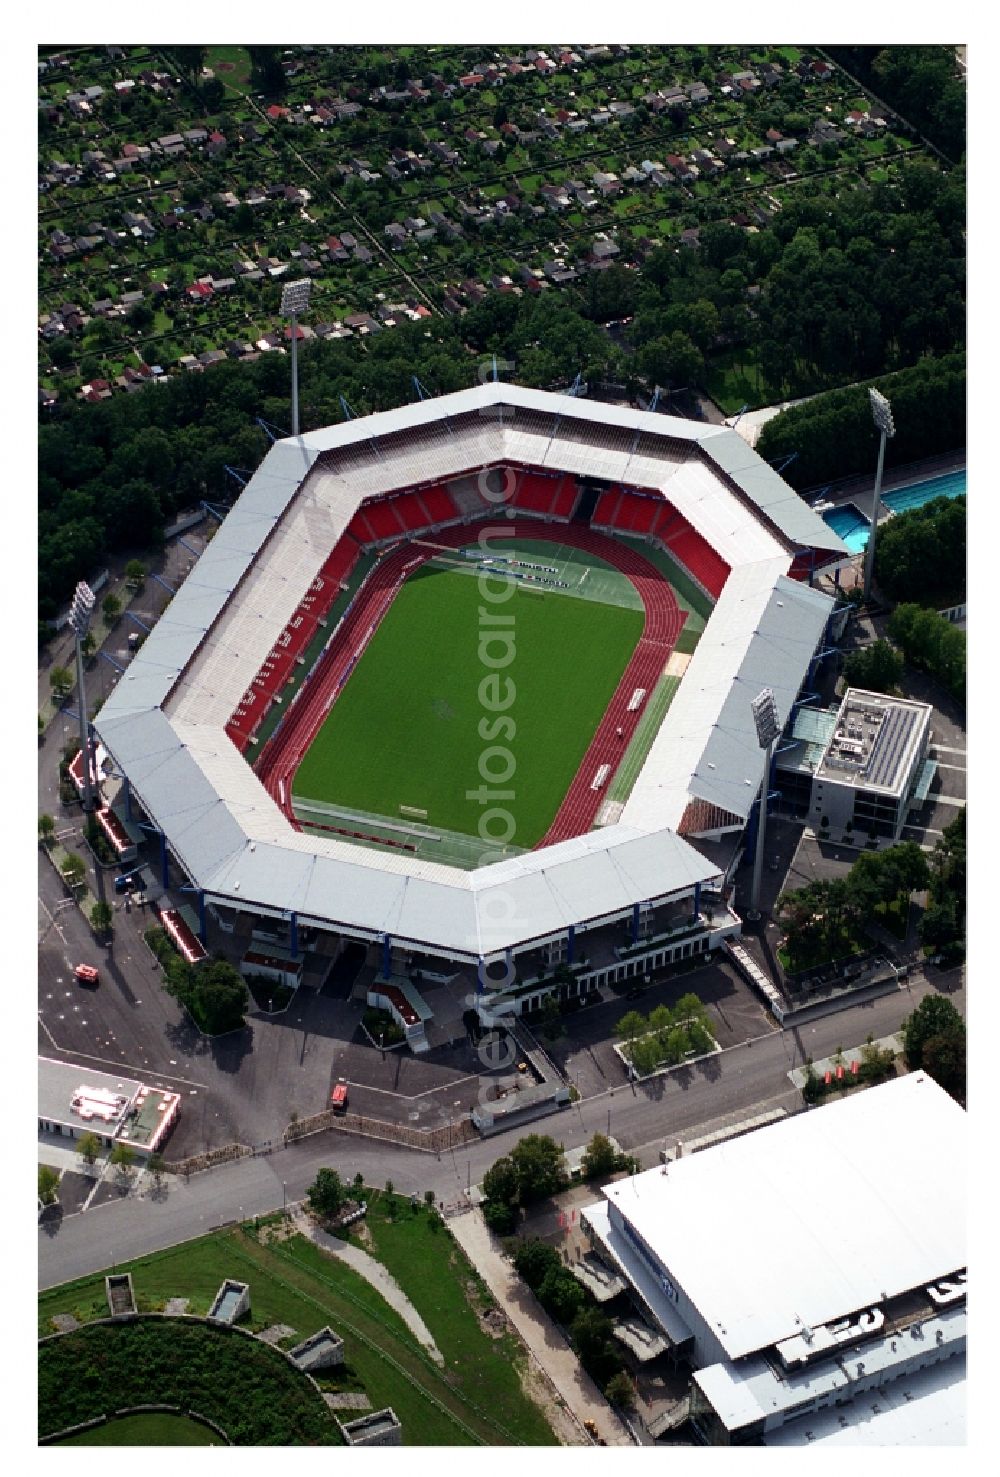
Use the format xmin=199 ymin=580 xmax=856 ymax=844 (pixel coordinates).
xmin=861 ymin=388 xmax=896 ymax=605
xmin=747 ymin=687 xmax=780 ymax=923
xmin=67 ymin=581 xmax=97 ymax=813
xmin=279 ymin=277 xmax=312 ymax=436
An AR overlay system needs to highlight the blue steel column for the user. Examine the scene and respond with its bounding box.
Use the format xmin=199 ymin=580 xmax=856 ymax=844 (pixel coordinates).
xmin=198 ymin=889 xmax=207 ymax=943
xmin=159 ymin=831 xmax=169 ymax=889
xmin=631 ymin=904 xmax=640 ymax=945
xmin=123 ymin=777 xmax=133 ymax=823
xmin=382 ymin=934 xmax=392 ymax=977
xmin=476 ymin=957 xmax=485 ymax=994
xmin=289 ymin=911 xmax=299 ymax=959
xmin=692 ymin=881 xmax=701 ymax=925
xmin=567 ymin=925 xmax=576 ymax=965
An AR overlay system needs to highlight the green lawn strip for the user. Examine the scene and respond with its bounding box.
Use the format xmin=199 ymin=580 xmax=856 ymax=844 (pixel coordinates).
xmin=293 ymin=567 xmax=643 ymax=847
xmin=55 ymin=1413 xmax=223 ymax=1446
xmin=603 ymin=672 xmax=682 ymax=809
xmin=354 ymin=1197 xmax=558 ymax=1445
xmin=39 ymin=1318 xmax=336 ymax=1445
xmin=247 ymin=1237 xmax=488 ymax=1445
xmin=672 ymin=622 xmax=703 ymax=655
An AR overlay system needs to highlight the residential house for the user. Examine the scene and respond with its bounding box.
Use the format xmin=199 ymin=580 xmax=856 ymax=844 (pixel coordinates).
xmin=591 ymin=237 xmax=621 ymax=262
xmin=353 ymin=245 xmax=373 ymax=264
xmin=592 ymin=171 xmax=621 ymax=197
xmin=687 ymin=80 xmax=711 ymax=104
xmin=207 ymin=131 xmax=227 ymax=157
xmin=184 ymin=128 xmax=209 ymax=146
xmin=679 ymin=227 xmax=701 ymax=249
xmin=384 ymin=223 xmax=407 ymax=247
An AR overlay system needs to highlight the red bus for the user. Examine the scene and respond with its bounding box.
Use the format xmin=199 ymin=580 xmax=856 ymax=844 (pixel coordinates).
xmin=330 ymin=1082 xmax=349 ymax=1113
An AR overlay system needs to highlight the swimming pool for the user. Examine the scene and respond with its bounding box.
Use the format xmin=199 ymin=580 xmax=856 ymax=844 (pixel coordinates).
xmin=821 ymin=501 xmax=870 ymax=554
xmin=882 ymin=468 xmax=966 ymax=514
xmin=821 ymin=469 xmax=966 ymax=553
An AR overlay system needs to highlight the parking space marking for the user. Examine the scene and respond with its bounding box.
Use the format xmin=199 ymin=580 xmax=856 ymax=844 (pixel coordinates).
xmin=931 ymin=745 xmax=966 ymax=756
xmin=341 ymin=1071 xmax=480 ymax=1101
xmin=933 ymin=761 xmax=966 ymax=772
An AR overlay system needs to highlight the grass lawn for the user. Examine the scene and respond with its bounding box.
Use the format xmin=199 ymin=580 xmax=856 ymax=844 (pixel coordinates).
xmin=39 ymin=1221 xmax=558 ymax=1447
xmin=350 ymin=1193 xmax=558 ymax=1445
xmin=56 ymin=1413 xmax=223 ymax=1446
xmin=292 ymin=563 xmax=644 ymax=846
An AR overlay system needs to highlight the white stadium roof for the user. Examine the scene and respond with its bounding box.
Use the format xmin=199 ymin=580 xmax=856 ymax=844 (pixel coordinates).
xmin=602 ymin=1072 xmax=966 ymax=1363
xmin=95 ymin=384 xmax=845 ymax=958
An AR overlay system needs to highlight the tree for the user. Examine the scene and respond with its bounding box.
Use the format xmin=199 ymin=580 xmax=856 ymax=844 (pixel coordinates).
xmin=606 ymin=1371 xmax=636 ymax=1410
xmin=49 ymin=666 xmax=73 ymax=702
xmin=110 ymin=1142 xmax=135 ymax=1178
xmin=90 ymin=900 xmax=113 ymax=936
xmin=424 ymin=1189 xmax=435 ymax=1208
xmin=615 ymin=1010 xmax=647 ymax=1048
xmin=101 ymin=592 xmax=121 ymax=625
xmin=482 ymin=1155 xmax=520 ymax=1207
xmin=38 ymin=1164 xmax=60 ymax=1205
xmin=509 ymin=1134 xmax=568 ymax=1204
xmin=903 ymin=994 xmax=965 ymax=1070
xmin=188 ymin=958 xmax=248 ymax=1034
xmin=62 ymin=852 xmax=86 ymax=888
xmin=921 ymin=1030 xmax=966 ymax=1100
xmin=147 ymin=1151 xmax=165 ymax=1185
xmin=570 ymin=1306 xmax=621 ymax=1385
xmin=843 ymin=639 xmax=904 ymax=695
xmin=482 ymin=1197 xmax=519 ymax=1235
xmin=580 ymin=1133 xmax=619 ymax=1181
xmin=77 ymin=1132 xmax=102 ymax=1169
xmin=307 ymin=1167 xmax=346 ymax=1220
xmin=124 ymin=559 xmax=146 ymax=593
xmin=38 ymin=813 xmax=55 ymax=843
xmin=512 ymin=1238 xmax=562 ymax=1291
xmin=637 ymin=331 xmax=704 ymax=390
xmin=538 ymin=1267 xmax=585 ymax=1325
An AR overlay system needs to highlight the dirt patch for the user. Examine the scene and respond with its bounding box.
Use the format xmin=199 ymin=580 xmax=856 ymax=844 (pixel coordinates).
xmin=519 ymin=1357 xmax=584 ymax=1446
xmin=479 ymin=1307 xmax=509 ymax=1339
xmin=216 ymin=61 xmax=235 ymax=72
xmin=258 ymin=1218 xmax=297 ymax=1245
xmin=352 ymin=1221 xmax=373 ymax=1247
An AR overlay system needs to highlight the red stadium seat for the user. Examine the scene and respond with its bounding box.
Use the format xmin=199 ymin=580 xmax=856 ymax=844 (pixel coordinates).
xmin=364 ymin=500 xmax=406 ymax=541
xmin=392 ymin=491 xmax=432 ymax=533
xmin=419 ymin=485 xmax=460 ymax=523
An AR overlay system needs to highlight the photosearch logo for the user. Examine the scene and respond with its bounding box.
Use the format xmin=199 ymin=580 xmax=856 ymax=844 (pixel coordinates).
xmin=476 ymin=1027 xmax=518 ymax=1074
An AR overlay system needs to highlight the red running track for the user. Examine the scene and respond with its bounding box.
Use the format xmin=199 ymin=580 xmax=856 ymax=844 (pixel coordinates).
xmin=254 ymin=519 xmax=683 ymax=848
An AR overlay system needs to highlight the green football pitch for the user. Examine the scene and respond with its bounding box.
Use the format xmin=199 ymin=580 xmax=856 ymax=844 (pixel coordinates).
xmin=292 ymin=564 xmax=644 ymax=849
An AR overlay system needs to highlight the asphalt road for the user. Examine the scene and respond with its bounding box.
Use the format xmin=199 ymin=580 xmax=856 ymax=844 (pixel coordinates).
xmin=38 ymin=962 xmax=962 ymax=1290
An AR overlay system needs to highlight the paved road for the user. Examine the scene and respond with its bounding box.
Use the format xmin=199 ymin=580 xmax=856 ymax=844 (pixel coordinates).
xmin=38 ymin=964 xmax=961 ymax=1291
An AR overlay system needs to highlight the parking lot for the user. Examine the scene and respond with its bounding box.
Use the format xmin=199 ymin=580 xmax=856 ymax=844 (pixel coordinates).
xmin=544 ymin=958 xmax=776 ymax=1102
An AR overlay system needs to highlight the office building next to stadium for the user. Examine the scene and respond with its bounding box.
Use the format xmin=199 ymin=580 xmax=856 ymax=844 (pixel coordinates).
xmin=92 ymin=384 xmax=848 ymax=1025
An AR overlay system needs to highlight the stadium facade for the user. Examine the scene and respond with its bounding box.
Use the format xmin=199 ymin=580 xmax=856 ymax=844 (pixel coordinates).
xmin=93 ymin=384 xmax=847 ymax=1021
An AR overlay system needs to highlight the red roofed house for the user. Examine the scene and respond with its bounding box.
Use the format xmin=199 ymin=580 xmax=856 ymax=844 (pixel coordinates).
xmin=459 ymin=73 xmax=484 ymax=88
xmin=266 ymin=104 xmax=291 ymax=121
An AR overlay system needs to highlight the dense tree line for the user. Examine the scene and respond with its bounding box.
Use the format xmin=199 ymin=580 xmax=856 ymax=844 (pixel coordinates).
xmin=755 ymin=351 xmax=965 ymax=490
xmin=826 ymin=46 xmax=966 ymax=162
xmin=874 ymin=496 xmax=966 ymax=608
xmin=903 ymin=992 xmax=965 ymax=1099
xmin=145 ymin=928 xmax=248 ymax=1034
xmin=777 ymin=842 xmax=929 ymax=971
xmin=887 ymin=604 xmax=965 ymax=705
xmin=511 ymin=1238 xmax=627 ymax=1395
xmin=916 ymin=807 xmax=965 ymax=960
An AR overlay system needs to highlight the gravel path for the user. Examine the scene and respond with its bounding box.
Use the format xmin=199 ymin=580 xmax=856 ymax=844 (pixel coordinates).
xmin=291 ymin=1209 xmax=444 ymax=1365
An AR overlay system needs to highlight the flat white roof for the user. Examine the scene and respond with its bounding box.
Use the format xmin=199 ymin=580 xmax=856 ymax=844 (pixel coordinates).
xmin=600 ymin=1073 xmax=966 ymax=1361
xmin=763 ymin=1353 xmax=966 ymax=1447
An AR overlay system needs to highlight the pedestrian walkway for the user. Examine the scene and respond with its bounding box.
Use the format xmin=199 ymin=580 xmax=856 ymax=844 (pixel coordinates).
xmin=449 ymin=1207 xmax=632 ymax=1446
xmin=290 ymin=1208 xmax=444 ymax=1364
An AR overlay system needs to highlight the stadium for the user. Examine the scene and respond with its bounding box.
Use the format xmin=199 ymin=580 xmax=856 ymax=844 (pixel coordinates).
xmin=93 ymin=384 xmax=848 ymax=1026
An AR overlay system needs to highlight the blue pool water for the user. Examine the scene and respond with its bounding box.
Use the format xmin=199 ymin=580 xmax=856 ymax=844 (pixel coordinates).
xmin=822 ymin=469 xmax=966 ymax=552
xmin=882 ymin=468 xmax=966 ymax=514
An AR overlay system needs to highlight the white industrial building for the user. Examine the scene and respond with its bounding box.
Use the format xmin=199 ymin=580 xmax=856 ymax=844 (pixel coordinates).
xmin=581 ymin=1072 xmax=966 ymax=1445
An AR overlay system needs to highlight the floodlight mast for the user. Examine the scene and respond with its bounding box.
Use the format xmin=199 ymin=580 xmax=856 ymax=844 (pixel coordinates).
xmin=862 ymin=388 xmax=896 ymax=605
xmin=747 ymin=687 xmax=780 ymax=923
xmin=280 ymin=278 xmax=312 ymax=436
xmin=68 ymin=581 xmax=97 ymax=813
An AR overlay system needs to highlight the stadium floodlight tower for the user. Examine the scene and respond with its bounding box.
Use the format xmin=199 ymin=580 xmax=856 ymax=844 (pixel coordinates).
xmin=747 ymin=686 xmax=780 ymax=923
xmin=280 ymin=277 xmax=312 ymax=436
xmin=862 ymin=387 xmax=896 ymax=604
xmin=67 ymin=580 xmax=97 ymax=813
